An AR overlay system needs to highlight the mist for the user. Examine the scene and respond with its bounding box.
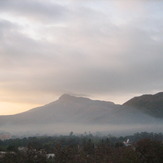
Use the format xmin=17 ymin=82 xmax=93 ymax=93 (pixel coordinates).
xmin=1 ymin=122 xmax=163 ymax=138
xmin=0 ymin=94 xmax=163 ymax=137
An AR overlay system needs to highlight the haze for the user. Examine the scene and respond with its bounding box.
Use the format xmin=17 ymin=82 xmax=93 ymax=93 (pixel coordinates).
xmin=1 ymin=94 xmax=163 ymax=136
xmin=0 ymin=0 xmax=163 ymax=115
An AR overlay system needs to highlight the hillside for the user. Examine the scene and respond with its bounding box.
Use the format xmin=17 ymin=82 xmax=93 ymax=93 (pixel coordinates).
xmin=123 ymin=92 xmax=163 ymax=118
xmin=0 ymin=93 xmax=162 ymax=135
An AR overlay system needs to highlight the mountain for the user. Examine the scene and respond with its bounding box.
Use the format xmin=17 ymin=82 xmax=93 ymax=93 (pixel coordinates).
xmin=0 ymin=93 xmax=163 ymax=136
xmin=123 ymin=92 xmax=163 ymax=118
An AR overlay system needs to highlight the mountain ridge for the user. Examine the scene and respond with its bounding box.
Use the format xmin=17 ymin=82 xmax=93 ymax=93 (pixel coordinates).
xmin=0 ymin=92 xmax=163 ymax=135
xmin=123 ymin=92 xmax=163 ymax=118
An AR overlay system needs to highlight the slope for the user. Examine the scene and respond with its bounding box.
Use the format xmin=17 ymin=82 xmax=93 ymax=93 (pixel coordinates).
xmin=123 ymin=92 xmax=163 ymax=118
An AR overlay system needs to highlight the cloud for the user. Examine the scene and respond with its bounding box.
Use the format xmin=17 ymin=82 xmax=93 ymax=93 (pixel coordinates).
xmin=0 ymin=0 xmax=163 ymax=110
xmin=0 ymin=0 xmax=68 ymax=23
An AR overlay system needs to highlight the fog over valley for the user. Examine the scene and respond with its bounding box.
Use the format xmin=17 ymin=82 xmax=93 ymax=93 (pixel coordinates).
xmin=0 ymin=0 xmax=163 ymax=139
xmin=0 ymin=93 xmax=163 ymax=137
xmin=1 ymin=1 xmax=163 ymax=163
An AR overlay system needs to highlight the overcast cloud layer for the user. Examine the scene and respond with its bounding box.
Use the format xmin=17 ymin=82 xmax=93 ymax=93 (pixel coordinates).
xmin=0 ymin=0 xmax=163 ymax=114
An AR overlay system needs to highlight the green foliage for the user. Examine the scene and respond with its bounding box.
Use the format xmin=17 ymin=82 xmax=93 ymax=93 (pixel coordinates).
xmin=0 ymin=132 xmax=163 ymax=163
xmin=136 ymin=139 xmax=163 ymax=163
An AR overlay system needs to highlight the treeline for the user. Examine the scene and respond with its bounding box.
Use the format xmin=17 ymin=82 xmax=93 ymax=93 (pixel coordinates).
xmin=0 ymin=132 xmax=163 ymax=163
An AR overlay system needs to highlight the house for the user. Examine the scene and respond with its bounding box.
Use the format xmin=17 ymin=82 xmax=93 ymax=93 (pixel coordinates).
xmin=18 ymin=146 xmax=28 ymax=152
xmin=123 ymin=139 xmax=131 ymax=147
xmin=46 ymin=153 xmax=55 ymax=159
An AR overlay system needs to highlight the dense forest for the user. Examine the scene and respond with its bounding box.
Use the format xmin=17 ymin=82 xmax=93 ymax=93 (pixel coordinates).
xmin=0 ymin=132 xmax=163 ymax=163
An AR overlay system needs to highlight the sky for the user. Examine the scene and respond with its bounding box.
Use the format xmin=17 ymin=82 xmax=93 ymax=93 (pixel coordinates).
xmin=0 ymin=0 xmax=163 ymax=115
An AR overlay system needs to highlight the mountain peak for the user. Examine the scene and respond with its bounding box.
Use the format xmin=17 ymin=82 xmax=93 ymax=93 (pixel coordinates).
xmin=58 ymin=94 xmax=90 ymax=102
xmin=59 ymin=94 xmax=73 ymax=100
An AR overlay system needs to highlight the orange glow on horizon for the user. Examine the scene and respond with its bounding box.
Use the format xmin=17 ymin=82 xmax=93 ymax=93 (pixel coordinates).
xmin=0 ymin=94 xmax=132 ymax=115
xmin=0 ymin=102 xmax=39 ymax=115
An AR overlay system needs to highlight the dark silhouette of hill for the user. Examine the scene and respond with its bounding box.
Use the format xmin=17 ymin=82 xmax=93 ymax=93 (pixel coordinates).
xmin=123 ymin=92 xmax=163 ymax=118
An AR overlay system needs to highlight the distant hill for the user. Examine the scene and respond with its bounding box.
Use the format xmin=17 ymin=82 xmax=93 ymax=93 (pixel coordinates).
xmin=123 ymin=92 xmax=163 ymax=118
xmin=0 ymin=94 xmax=157 ymax=125
xmin=0 ymin=93 xmax=163 ymax=135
